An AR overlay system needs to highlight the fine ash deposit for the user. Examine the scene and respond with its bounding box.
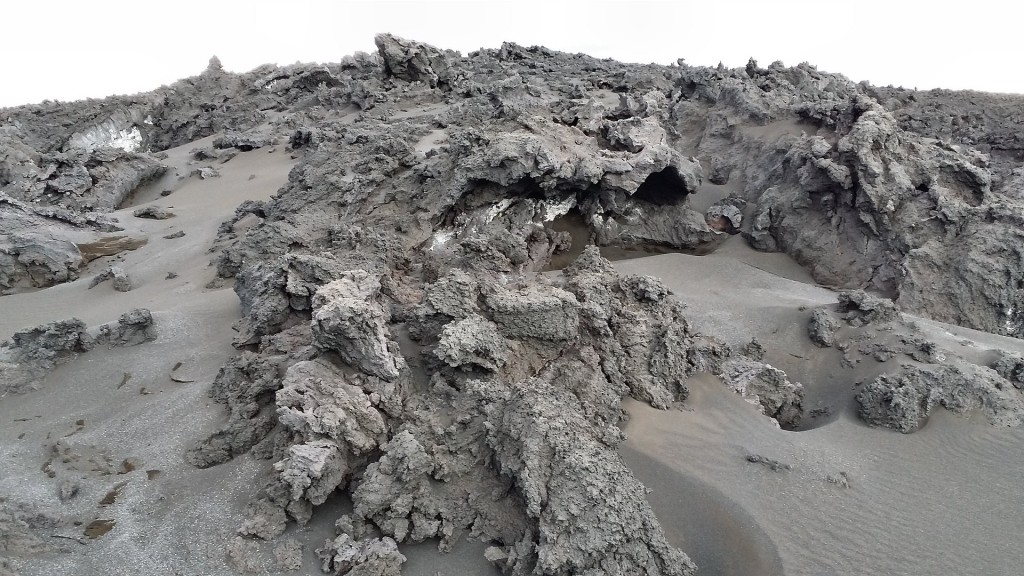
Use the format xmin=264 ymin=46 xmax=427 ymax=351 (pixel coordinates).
xmin=2 ymin=34 xmax=1024 ymax=576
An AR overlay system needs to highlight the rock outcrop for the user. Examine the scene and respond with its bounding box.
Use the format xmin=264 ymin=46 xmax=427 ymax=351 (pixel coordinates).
xmin=375 ymin=33 xmax=451 ymax=88
xmin=311 ymin=272 xmax=406 ymax=381
xmin=858 ymin=363 xmax=1024 ymax=433
xmin=8 ymin=31 xmax=1024 ymax=575
xmin=720 ymin=359 xmax=804 ymax=429
xmin=808 ymin=309 xmax=840 ymax=347
xmin=0 ymin=309 xmax=155 ymax=395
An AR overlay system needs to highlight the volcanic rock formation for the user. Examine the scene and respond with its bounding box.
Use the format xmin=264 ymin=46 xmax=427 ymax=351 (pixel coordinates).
xmin=4 ymin=32 xmax=1024 ymax=576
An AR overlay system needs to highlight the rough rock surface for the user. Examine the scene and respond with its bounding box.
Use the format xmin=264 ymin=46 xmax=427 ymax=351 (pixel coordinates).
xmin=94 ymin=308 xmax=157 ymax=347
xmin=720 ymin=359 xmax=804 ymax=428
xmin=837 ymin=291 xmax=900 ymax=326
xmin=311 ymin=272 xmax=407 ymax=381
xmin=132 ymin=206 xmax=174 ymax=220
xmin=808 ymin=309 xmax=840 ymax=347
xmin=992 ymin=353 xmax=1024 ymax=390
xmin=0 ymin=309 xmax=155 ymax=394
xmin=857 ymin=363 xmax=1024 ymax=433
xmin=317 ymin=534 xmax=405 ymax=576
xmin=7 ymin=31 xmax=1024 ymax=575
xmin=87 ymin=265 xmax=132 ymax=292
xmin=433 ymin=314 xmax=508 ymax=371
xmin=375 ymin=33 xmax=451 ymax=88
xmin=0 ymin=193 xmax=121 ymax=294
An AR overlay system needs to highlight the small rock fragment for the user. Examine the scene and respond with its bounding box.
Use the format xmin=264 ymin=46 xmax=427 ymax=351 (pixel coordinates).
xmin=808 ymin=309 xmax=840 ymax=347
xmin=132 ymin=206 xmax=175 ymax=220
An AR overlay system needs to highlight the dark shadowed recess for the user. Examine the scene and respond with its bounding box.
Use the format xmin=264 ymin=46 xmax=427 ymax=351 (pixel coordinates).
xmin=634 ymin=166 xmax=691 ymax=206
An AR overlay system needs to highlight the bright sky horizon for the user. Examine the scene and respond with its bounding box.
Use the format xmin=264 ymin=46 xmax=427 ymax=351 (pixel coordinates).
xmin=3 ymin=0 xmax=1022 ymax=108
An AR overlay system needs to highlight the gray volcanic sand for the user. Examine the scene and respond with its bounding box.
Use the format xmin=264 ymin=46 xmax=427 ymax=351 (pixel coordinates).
xmin=0 ymin=139 xmax=295 ymax=574
xmin=615 ymin=251 xmax=1024 ymax=576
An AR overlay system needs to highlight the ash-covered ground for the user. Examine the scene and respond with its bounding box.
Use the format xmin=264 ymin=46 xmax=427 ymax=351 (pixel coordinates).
xmin=2 ymin=34 xmax=1024 ymax=576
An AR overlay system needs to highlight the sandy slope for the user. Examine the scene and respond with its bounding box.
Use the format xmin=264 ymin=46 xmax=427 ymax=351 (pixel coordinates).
xmin=3 ymin=130 xmax=1023 ymax=575
xmin=0 ymin=133 xmax=502 ymax=575
xmin=0 ymin=136 xmax=298 ymax=574
xmin=616 ymin=251 xmax=1024 ymax=576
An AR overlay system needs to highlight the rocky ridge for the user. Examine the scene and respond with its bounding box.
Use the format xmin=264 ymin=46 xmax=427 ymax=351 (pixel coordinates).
xmin=3 ymin=32 xmax=1024 ymax=575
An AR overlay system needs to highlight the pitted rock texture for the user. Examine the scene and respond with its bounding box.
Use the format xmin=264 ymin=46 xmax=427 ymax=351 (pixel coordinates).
xmin=0 ymin=309 xmax=155 ymax=394
xmin=720 ymin=359 xmax=804 ymax=429
xmin=311 ymin=272 xmax=407 ymax=381
xmin=808 ymin=309 xmax=840 ymax=347
xmin=857 ymin=363 xmax=1024 ymax=433
xmin=376 ymin=33 xmax=451 ymax=89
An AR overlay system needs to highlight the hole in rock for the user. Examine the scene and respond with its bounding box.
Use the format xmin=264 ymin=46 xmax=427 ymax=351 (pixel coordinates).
xmin=633 ymin=167 xmax=691 ymax=206
xmin=545 ymin=210 xmax=593 ymax=270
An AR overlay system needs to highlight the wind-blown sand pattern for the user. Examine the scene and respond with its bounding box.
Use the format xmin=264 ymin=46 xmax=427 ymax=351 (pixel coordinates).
xmin=1 ymin=34 xmax=1023 ymax=576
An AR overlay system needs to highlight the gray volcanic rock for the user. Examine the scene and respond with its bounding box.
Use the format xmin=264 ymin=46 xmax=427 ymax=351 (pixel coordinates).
xmin=808 ymin=308 xmax=840 ymax=347
xmin=132 ymin=206 xmax=175 ymax=220
xmin=94 ymin=308 xmax=157 ymax=347
xmin=214 ymin=129 xmax=270 ymax=151
xmin=375 ymin=33 xmax=450 ymax=88
xmin=275 ymin=439 xmax=348 ymax=521
xmin=720 ymin=359 xmax=804 ymax=429
xmin=992 ymin=352 xmax=1024 ymax=390
xmin=468 ymin=374 xmax=697 ymax=576
xmin=12 ymin=31 xmax=1024 ymax=575
xmin=0 ymin=193 xmax=101 ymax=293
xmin=857 ymin=363 xmax=1024 ymax=433
xmin=0 ymin=310 xmax=155 ymax=395
xmin=837 ymin=291 xmax=900 ymax=326
xmin=6 ymin=318 xmax=92 ymax=366
xmin=276 ymin=359 xmax=387 ymax=455
xmin=316 ymin=534 xmax=405 ymax=576
xmin=434 ymin=314 xmax=509 ymax=371
xmin=705 ymin=198 xmax=744 ymax=233
xmin=350 ymin=431 xmax=437 ymax=543
xmin=0 ymin=133 xmax=165 ymax=211
xmin=188 ymin=324 xmax=315 ymax=468
xmin=311 ymin=272 xmax=406 ymax=381
xmin=485 ymin=284 xmax=579 ymax=341
xmin=88 ymin=265 xmax=132 ymax=292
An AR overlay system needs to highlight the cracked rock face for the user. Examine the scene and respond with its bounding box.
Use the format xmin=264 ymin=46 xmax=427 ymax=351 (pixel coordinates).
xmin=311 ymin=272 xmax=406 ymax=382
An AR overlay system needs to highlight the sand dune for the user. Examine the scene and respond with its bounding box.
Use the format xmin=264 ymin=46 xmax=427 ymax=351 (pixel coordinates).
xmin=617 ymin=255 xmax=1024 ymax=576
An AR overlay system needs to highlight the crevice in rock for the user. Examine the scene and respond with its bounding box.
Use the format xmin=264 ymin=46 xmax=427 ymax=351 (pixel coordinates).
xmin=633 ymin=167 xmax=691 ymax=206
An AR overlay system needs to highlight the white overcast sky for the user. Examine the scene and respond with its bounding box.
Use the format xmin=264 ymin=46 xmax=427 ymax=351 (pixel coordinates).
xmin=2 ymin=0 xmax=1020 ymax=108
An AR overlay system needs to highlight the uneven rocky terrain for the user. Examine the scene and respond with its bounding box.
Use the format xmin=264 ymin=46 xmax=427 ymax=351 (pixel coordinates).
xmin=2 ymin=34 xmax=1023 ymax=576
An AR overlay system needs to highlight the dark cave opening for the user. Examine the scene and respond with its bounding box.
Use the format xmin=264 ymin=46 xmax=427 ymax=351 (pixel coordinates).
xmin=633 ymin=167 xmax=690 ymax=206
